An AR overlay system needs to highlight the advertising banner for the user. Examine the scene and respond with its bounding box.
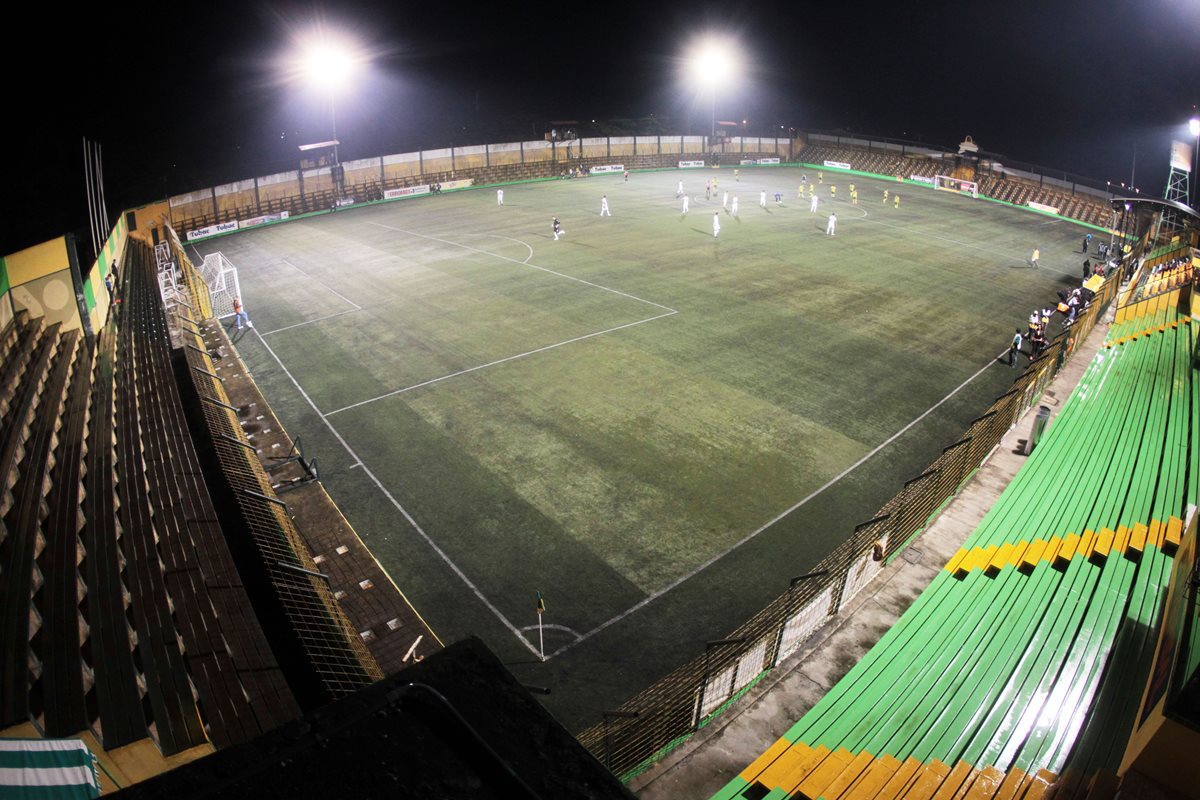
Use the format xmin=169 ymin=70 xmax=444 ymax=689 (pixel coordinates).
xmin=678 ymin=160 xmax=706 ymax=168
xmin=240 ymin=212 xmax=290 ymax=229
xmin=187 ymin=220 xmax=239 ymax=241
xmin=823 ymin=160 xmax=852 ymax=169
xmin=590 ymin=164 xmax=625 ymax=174
xmin=384 ymin=185 xmax=431 ymax=199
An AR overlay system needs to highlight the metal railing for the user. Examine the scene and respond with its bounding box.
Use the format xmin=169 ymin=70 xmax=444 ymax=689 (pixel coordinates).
xmin=577 ymin=273 xmax=1123 ymax=780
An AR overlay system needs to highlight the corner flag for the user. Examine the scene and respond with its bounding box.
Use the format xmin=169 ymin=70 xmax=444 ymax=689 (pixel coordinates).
xmin=536 ymin=591 xmax=546 ymax=615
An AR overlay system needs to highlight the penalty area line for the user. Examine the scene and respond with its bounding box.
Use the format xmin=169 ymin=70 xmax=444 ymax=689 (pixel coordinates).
xmin=325 ymin=310 xmax=678 ymax=416
xmin=280 ymin=258 xmax=363 ymax=310
xmin=246 ymin=327 xmax=544 ymax=660
xmin=542 ymin=348 xmax=1008 ymax=660
xmin=366 ymin=220 xmax=676 ymax=313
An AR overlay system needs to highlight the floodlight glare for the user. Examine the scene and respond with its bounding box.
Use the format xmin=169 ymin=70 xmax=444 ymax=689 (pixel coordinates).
xmin=688 ymin=37 xmax=740 ymax=90
xmin=1190 ymin=117 xmax=1200 ymax=138
xmin=301 ymin=42 xmax=361 ymax=92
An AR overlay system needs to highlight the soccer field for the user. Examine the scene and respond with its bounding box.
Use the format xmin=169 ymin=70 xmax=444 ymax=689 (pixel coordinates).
xmin=193 ymin=166 xmax=1093 ymax=729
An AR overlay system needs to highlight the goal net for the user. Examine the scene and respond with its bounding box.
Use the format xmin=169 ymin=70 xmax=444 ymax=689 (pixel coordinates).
xmin=196 ymin=252 xmax=243 ymax=320
xmin=933 ymin=175 xmax=979 ymax=199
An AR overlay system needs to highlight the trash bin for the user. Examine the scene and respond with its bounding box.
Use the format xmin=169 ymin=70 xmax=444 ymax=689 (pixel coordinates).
xmin=1024 ymin=405 xmax=1052 ymax=455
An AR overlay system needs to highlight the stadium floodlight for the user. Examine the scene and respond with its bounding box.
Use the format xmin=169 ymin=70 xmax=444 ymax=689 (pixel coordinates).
xmin=287 ymin=32 xmax=367 ymax=168
xmin=685 ymin=36 xmax=741 ymax=146
xmin=1189 ymin=117 xmax=1200 ymax=138
xmin=301 ymin=42 xmax=361 ymax=93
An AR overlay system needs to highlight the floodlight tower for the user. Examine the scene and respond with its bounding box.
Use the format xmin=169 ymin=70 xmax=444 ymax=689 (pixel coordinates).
xmin=1160 ymin=116 xmax=1198 ymax=235
xmin=689 ymin=38 xmax=738 ymax=150
xmin=1190 ymin=116 xmax=1199 ymax=207
xmin=301 ymin=41 xmax=362 ymax=167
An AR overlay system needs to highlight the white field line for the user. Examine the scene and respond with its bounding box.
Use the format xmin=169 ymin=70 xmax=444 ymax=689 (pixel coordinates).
xmin=542 ymin=348 xmax=1008 ymax=660
xmin=325 ymin=309 xmax=677 ymax=416
xmin=366 ymin=220 xmax=677 ymax=313
xmin=248 ymin=327 xmax=544 ymax=659
xmin=280 ymin=258 xmax=363 ymax=310
xmin=261 ymin=309 xmax=358 ymax=336
xmin=518 ymin=623 xmax=584 ymax=641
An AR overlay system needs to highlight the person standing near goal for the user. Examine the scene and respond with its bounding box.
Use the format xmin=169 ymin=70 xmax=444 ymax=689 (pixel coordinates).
xmin=712 ymin=211 xmax=721 ymax=238
xmin=553 ymin=216 xmax=565 ymax=240
xmin=497 ymin=188 xmax=504 ymax=205
xmin=601 ymin=195 xmax=611 ymax=216
xmin=826 ymin=212 xmax=837 ymax=236
xmin=232 ymin=297 xmax=252 ymax=330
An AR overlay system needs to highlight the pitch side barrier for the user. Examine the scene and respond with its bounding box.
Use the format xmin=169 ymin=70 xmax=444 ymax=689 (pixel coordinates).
xmin=170 ymin=134 xmax=796 ymax=241
xmin=796 ymin=161 xmax=1120 ymax=234
xmin=576 ymin=272 xmax=1122 ymax=782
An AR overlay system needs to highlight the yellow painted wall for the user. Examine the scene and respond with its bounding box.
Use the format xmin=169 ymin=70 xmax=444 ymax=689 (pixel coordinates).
xmin=489 ymin=148 xmax=522 ymax=166
xmin=455 ymin=152 xmax=486 ymax=169
xmin=4 ymin=236 xmax=69 ymax=286
xmin=258 ymin=179 xmax=301 ymax=203
xmin=383 ymin=160 xmax=421 ymax=180
xmin=216 ymin=189 xmax=256 ymax=215
xmin=421 ymin=156 xmax=453 ymax=173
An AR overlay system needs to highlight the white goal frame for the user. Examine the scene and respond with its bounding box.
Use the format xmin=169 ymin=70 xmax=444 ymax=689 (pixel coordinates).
xmin=934 ymin=175 xmax=979 ymax=199
xmin=197 ymin=252 xmax=243 ymax=320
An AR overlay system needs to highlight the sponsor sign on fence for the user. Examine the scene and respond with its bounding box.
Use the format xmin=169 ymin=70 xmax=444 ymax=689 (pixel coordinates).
xmin=336 ymin=197 xmax=357 ymax=208
xmin=823 ymin=160 xmax=852 ymax=169
xmin=590 ymin=164 xmax=625 ymax=174
xmin=239 ymin=212 xmax=290 ymax=229
xmin=441 ymin=178 xmax=475 ymax=190
xmin=757 ymin=158 xmax=781 ymax=165
xmin=384 ymin=185 xmax=431 ymax=199
xmin=678 ymin=160 xmax=706 ymax=168
xmin=187 ymin=220 xmax=239 ymax=241
xmin=1027 ymin=201 xmax=1060 ymax=215
xmin=910 ymin=175 xmax=935 ymax=185
xmin=740 ymin=159 xmax=758 ymax=165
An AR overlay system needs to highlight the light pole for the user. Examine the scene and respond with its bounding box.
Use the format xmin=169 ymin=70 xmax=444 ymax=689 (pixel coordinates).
xmin=301 ymin=42 xmax=361 ymax=165
xmin=688 ymin=37 xmax=738 ymax=153
xmin=1190 ymin=116 xmax=1199 ymax=207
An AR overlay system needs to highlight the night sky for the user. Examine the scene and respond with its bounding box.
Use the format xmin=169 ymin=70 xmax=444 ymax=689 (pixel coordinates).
xmin=6 ymin=0 xmax=1198 ymax=257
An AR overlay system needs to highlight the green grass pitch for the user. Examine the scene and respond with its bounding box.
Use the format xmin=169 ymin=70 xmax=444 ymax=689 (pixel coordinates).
xmin=193 ymin=167 xmax=1097 ymax=729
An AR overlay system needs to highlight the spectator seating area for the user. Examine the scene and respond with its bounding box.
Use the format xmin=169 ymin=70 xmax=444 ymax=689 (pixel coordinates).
xmin=795 ymin=144 xmax=1113 ymax=228
xmin=713 ymin=276 xmax=1196 ymax=799
xmin=170 ymin=150 xmax=786 ymax=233
xmin=0 ymin=237 xmax=379 ymax=763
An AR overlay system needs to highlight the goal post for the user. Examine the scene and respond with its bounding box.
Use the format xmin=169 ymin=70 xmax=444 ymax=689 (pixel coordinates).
xmin=933 ymin=175 xmax=979 ymax=199
xmin=196 ymin=252 xmax=243 ymax=320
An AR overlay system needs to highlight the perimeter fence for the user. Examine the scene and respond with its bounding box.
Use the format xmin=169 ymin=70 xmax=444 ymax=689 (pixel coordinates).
xmin=578 ymin=266 xmax=1126 ymax=780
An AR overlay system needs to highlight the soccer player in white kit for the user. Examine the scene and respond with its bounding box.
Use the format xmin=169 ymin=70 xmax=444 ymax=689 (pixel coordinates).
xmin=730 ymin=195 xmax=739 ymax=216
xmin=677 ymin=180 xmax=684 ymax=197
xmin=722 ymin=191 xmax=729 ymax=209
xmin=713 ymin=212 xmax=721 ymax=238
xmin=682 ymin=195 xmax=689 ymax=214
xmin=759 ymin=190 xmax=766 ymax=208
xmin=826 ymin=212 xmax=837 ymax=236
xmin=810 ymin=194 xmax=819 ymax=213
xmin=497 ymin=189 xmax=504 ymax=205
xmin=600 ymin=195 xmax=611 ymax=216
xmin=553 ymin=217 xmax=564 ymax=240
